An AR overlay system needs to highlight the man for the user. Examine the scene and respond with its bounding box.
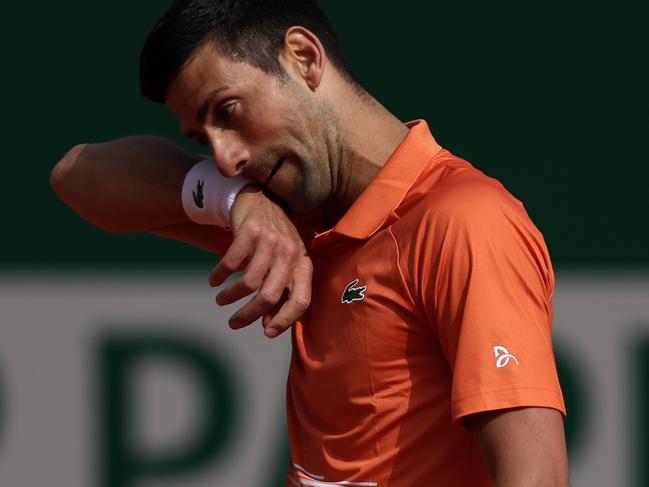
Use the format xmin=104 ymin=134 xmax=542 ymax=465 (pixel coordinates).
xmin=51 ymin=0 xmax=569 ymax=485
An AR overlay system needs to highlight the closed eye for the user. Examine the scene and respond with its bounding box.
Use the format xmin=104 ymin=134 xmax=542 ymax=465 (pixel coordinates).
xmin=219 ymin=102 xmax=236 ymax=119
xmin=214 ymin=101 xmax=240 ymax=126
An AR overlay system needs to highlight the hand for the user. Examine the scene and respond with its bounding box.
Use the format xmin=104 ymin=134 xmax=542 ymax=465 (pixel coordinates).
xmin=208 ymin=185 xmax=313 ymax=338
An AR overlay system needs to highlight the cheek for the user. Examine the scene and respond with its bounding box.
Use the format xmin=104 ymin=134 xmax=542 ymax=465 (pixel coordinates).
xmin=245 ymin=110 xmax=306 ymax=160
xmin=241 ymin=115 xmax=279 ymax=145
xmin=244 ymin=84 xmax=296 ymax=137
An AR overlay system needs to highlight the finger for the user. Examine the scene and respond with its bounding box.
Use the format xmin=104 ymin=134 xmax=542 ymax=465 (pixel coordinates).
xmin=265 ymin=259 xmax=313 ymax=337
xmin=227 ymin=265 xmax=291 ymax=329
xmin=263 ymin=309 xmax=289 ymax=338
xmin=264 ymin=326 xmax=283 ymax=339
xmin=209 ymin=234 xmax=252 ymax=287
xmin=261 ymin=300 xmax=288 ymax=338
xmin=215 ymin=244 xmax=274 ymax=305
xmin=262 ymin=298 xmax=299 ymax=338
xmin=226 ymin=235 xmax=297 ymax=325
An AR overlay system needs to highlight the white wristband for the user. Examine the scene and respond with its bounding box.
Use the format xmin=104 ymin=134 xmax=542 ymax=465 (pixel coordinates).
xmin=181 ymin=159 xmax=252 ymax=228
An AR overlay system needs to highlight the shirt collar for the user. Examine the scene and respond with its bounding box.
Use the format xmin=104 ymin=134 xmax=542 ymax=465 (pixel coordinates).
xmin=329 ymin=120 xmax=443 ymax=240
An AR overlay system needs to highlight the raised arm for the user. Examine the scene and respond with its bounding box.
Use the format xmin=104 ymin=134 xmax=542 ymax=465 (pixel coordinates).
xmin=52 ymin=136 xmax=203 ymax=232
xmin=50 ymin=136 xmax=312 ymax=337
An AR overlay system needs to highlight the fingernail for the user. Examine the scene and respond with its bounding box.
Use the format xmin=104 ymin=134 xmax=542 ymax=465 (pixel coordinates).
xmin=229 ymin=317 xmax=240 ymax=329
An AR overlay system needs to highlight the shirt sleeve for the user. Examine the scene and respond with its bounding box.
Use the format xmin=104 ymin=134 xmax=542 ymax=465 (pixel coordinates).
xmin=419 ymin=177 xmax=566 ymax=424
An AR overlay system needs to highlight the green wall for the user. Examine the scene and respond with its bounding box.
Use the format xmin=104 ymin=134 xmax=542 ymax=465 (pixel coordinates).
xmin=4 ymin=1 xmax=647 ymax=268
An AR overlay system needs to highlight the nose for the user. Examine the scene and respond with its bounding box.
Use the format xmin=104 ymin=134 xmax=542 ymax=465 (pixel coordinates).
xmin=206 ymin=128 xmax=251 ymax=178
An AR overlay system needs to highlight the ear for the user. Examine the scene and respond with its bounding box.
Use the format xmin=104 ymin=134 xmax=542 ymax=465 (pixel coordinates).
xmin=281 ymin=26 xmax=326 ymax=90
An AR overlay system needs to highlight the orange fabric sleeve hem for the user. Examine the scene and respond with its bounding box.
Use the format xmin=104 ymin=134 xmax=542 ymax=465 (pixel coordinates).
xmin=452 ymin=386 xmax=567 ymax=426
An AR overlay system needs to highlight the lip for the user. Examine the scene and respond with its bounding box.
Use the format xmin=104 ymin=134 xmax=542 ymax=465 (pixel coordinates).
xmin=265 ymin=158 xmax=285 ymax=186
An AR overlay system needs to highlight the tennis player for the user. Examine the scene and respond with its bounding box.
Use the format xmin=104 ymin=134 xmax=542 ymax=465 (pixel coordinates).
xmin=51 ymin=1 xmax=569 ymax=485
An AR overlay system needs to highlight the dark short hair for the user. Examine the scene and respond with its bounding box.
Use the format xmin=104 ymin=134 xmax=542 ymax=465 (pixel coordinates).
xmin=139 ymin=0 xmax=357 ymax=103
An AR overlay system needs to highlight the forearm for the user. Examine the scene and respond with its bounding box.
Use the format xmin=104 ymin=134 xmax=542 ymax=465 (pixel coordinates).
xmin=50 ymin=134 xmax=312 ymax=334
xmin=50 ymin=135 xmax=202 ymax=233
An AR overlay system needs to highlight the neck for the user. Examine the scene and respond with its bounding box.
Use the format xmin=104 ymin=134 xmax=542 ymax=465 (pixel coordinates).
xmin=322 ymin=85 xmax=409 ymax=223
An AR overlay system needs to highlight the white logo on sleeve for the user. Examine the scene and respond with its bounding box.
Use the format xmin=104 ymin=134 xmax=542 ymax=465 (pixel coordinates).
xmin=494 ymin=345 xmax=519 ymax=368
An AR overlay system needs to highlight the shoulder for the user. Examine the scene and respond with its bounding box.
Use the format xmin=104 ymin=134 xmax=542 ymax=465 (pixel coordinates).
xmin=391 ymin=154 xmax=553 ymax=288
xmin=396 ymin=154 xmax=534 ymax=240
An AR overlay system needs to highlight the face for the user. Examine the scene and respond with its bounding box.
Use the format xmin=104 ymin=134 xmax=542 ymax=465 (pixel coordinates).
xmin=166 ymin=42 xmax=334 ymax=214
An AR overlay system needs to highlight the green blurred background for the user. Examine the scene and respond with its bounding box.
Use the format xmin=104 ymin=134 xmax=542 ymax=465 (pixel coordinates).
xmin=3 ymin=0 xmax=647 ymax=269
xmin=1 ymin=1 xmax=648 ymax=486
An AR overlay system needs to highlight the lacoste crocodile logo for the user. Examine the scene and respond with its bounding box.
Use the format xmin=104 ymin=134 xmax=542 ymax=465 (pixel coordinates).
xmin=341 ymin=278 xmax=367 ymax=304
xmin=193 ymin=180 xmax=205 ymax=209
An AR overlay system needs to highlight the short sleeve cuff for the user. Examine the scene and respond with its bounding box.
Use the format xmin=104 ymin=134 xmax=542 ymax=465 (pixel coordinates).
xmin=452 ymin=385 xmax=567 ymax=426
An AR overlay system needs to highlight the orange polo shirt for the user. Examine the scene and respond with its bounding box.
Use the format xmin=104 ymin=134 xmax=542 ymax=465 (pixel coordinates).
xmin=285 ymin=121 xmax=565 ymax=486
